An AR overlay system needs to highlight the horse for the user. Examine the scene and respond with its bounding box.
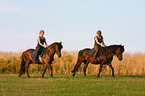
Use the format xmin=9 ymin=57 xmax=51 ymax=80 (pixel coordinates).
xmin=18 ymin=42 xmax=63 ymax=78
xmin=71 ymin=45 xmax=125 ymax=78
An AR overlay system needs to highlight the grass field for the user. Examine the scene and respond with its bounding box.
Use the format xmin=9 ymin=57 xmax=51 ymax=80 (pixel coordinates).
xmin=0 ymin=74 xmax=145 ymax=96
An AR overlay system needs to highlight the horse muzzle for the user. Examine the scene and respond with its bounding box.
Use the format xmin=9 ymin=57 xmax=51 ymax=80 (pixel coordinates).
xmin=118 ymin=58 xmax=123 ymax=61
xmin=58 ymin=54 xmax=61 ymax=58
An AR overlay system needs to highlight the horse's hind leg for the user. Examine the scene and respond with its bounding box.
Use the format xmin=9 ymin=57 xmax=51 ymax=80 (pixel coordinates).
xmin=25 ymin=61 xmax=31 ymax=78
xmin=83 ymin=62 xmax=89 ymax=77
xmin=107 ymin=63 xmax=115 ymax=77
xmin=71 ymin=61 xmax=82 ymax=77
xmin=18 ymin=72 xmax=22 ymax=77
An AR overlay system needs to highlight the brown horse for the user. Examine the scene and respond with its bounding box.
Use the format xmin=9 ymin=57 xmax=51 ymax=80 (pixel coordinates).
xmin=18 ymin=42 xmax=63 ymax=78
xmin=71 ymin=45 xmax=124 ymax=78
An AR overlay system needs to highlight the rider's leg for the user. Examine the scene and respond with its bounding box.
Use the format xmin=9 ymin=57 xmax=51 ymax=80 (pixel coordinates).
xmin=93 ymin=45 xmax=100 ymax=61
xmin=34 ymin=46 xmax=41 ymax=63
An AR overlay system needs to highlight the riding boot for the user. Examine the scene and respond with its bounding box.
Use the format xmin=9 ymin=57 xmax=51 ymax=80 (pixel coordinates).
xmin=34 ymin=60 xmax=38 ymax=63
xmin=93 ymin=50 xmax=99 ymax=62
xmin=93 ymin=44 xmax=100 ymax=62
xmin=93 ymin=58 xmax=99 ymax=62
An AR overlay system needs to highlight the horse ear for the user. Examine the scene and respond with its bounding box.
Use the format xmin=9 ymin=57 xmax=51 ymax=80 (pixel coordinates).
xmin=120 ymin=44 xmax=124 ymax=47
xmin=60 ymin=41 xmax=62 ymax=44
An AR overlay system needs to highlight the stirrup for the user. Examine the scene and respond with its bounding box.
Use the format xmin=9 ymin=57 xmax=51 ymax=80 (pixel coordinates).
xmin=34 ymin=60 xmax=38 ymax=63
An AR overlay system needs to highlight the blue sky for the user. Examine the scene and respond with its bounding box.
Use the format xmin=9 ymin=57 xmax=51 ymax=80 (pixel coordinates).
xmin=0 ymin=0 xmax=145 ymax=53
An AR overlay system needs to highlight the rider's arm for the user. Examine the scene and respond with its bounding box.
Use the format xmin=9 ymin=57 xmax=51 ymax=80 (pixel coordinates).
xmin=44 ymin=38 xmax=49 ymax=46
xmin=37 ymin=37 xmax=46 ymax=48
xmin=102 ymin=37 xmax=106 ymax=46
xmin=95 ymin=37 xmax=103 ymax=46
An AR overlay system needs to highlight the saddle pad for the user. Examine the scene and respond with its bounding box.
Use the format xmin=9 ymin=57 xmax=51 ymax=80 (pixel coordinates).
xmin=31 ymin=49 xmax=44 ymax=58
xmin=31 ymin=51 xmax=36 ymax=58
xmin=88 ymin=50 xmax=96 ymax=57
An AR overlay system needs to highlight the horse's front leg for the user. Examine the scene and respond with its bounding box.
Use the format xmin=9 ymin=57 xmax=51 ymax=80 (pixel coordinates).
xmin=97 ymin=63 xmax=103 ymax=78
xmin=42 ymin=63 xmax=53 ymax=78
xmin=48 ymin=64 xmax=53 ymax=78
xmin=107 ymin=63 xmax=115 ymax=78
xmin=42 ymin=63 xmax=49 ymax=78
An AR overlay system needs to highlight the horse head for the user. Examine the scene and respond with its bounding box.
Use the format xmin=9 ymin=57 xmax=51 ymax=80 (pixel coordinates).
xmin=115 ymin=45 xmax=125 ymax=61
xmin=55 ymin=41 xmax=63 ymax=58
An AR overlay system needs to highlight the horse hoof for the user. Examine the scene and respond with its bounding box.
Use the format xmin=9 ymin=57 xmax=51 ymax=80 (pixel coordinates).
xmin=71 ymin=70 xmax=74 ymax=73
xmin=72 ymin=74 xmax=75 ymax=77
xmin=18 ymin=73 xmax=22 ymax=77
xmin=97 ymin=76 xmax=100 ymax=78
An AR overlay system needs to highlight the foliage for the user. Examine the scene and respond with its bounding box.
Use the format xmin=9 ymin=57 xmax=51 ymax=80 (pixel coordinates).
xmin=0 ymin=51 xmax=145 ymax=75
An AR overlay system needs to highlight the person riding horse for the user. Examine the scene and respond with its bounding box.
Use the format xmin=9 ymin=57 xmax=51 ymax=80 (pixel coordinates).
xmin=93 ymin=30 xmax=106 ymax=62
xmin=34 ymin=30 xmax=49 ymax=63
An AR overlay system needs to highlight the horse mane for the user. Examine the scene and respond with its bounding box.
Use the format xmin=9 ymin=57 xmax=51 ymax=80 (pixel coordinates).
xmin=106 ymin=45 xmax=123 ymax=48
xmin=106 ymin=45 xmax=124 ymax=52
xmin=48 ymin=42 xmax=63 ymax=49
xmin=49 ymin=42 xmax=60 ymax=47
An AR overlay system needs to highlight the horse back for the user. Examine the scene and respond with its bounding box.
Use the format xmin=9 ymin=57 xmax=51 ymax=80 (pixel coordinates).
xmin=22 ymin=49 xmax=35 ymax=60
xmin=78 ymin=48 xmax=92 ymax=57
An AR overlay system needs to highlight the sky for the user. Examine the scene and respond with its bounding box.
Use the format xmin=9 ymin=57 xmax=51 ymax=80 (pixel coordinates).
xmin=0 ymin=0 xmax=145 ymax=53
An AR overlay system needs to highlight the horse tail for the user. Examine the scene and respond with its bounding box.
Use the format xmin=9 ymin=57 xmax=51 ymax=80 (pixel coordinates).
xmin=19 ymin=53 xmax=26 ymax=74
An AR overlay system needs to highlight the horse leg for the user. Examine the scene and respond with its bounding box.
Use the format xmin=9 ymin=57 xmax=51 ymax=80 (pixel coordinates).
xmin=42 ymin=63 xmax=53 ymax=78
xmin=107 ymin=63 xmax=115 ymax=77
xmin=49 ymin=64 xmax=53 ymax=78
xmin=42 ymin=64 xmax=49 ymax=78
xmin=18 ymin=72 xmax=23 ymax=77
xmin=71 ymin=61 xmax=82 ymax=77
xmin=97 ymin=63 xmax=103 ymax=78
xmin=25 ymin=61 xmax=30 ymax=78
xmin=83 ymin=62 xmax=89 ymax=77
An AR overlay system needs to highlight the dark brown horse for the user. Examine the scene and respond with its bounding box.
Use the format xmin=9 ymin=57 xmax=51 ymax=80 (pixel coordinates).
xmin=18 ymin=42 xmax=63 ymax=78
xmin=71 ymin=45 xmax=124 ymax=78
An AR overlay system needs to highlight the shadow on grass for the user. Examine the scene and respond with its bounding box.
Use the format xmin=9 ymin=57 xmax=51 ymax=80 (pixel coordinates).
xmin=18 ymin=74 xmax=145 ymax=79
xmin=117 ymin=75 xmax=145 ymax=78
xmin=86 ymin=75 xmax=145 ymax=78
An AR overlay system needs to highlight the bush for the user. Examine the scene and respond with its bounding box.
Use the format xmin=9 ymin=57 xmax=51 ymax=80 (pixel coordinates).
xmin=0 ymin=51 xmax=145 ymax=75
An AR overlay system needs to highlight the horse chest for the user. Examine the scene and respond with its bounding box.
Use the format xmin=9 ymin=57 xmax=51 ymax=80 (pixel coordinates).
xmin=99 ymin=55 xmax=113 ymax=64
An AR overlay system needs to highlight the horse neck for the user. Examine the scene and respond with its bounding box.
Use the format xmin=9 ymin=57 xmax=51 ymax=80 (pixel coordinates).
xmin=105 ymin=46 xmax=117 ymax=56
xmin=47 ymin=44 xmax=57 ymax=54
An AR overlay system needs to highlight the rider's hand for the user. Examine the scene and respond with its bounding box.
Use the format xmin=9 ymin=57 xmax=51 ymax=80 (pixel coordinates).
xmin=43 ymin=45 xmax=47 ymax=48
xmin=102 ymin=45 xmax=106 ymax=47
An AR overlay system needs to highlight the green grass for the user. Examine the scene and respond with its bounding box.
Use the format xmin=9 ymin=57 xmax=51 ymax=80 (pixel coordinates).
xmin=0 ymin=74 xmax=145 ymax=96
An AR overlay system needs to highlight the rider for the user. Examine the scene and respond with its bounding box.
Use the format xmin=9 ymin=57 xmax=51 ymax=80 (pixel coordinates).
xmin=34 ymin=30 xmax=48 ymax=63
xmin=93 ymin=30 xmax=106 ymax=61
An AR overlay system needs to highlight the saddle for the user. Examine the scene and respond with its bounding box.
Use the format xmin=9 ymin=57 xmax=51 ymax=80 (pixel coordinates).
xmin=31 ymin=49 xmax=45 ymax=63
xmin=31 ymin=49 xmax=44 ymax=58
xmin=88 ymin=47 xmax=104 ymax=57
xmin=88 ymin=49 xmax=96 ymax=57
